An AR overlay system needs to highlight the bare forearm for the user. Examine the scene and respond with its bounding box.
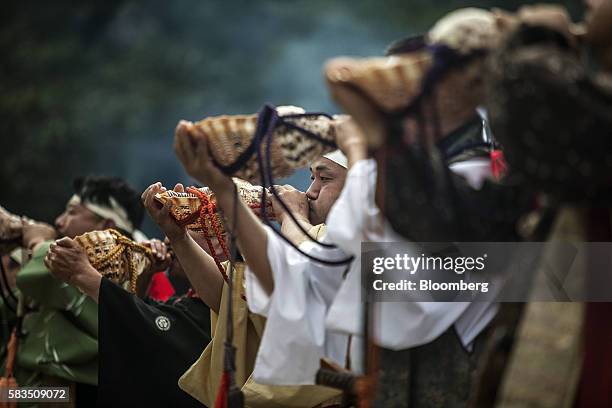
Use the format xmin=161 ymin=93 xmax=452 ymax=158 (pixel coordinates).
xmin=344 ymin=141 xmax=368 ymax=169
xmin=169 ymin=231 xmax=224 ymax=312
xmin=216 ymin=188 xmax=274 ymax=294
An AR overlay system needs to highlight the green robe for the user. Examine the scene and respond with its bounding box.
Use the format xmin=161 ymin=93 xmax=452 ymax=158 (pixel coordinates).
xmin=15 ymin=241 xmax=98 ymax=386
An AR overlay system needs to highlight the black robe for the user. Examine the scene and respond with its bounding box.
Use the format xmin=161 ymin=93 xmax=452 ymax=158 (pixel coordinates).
xmin=97 ymin=278 xmax=211 ymax=407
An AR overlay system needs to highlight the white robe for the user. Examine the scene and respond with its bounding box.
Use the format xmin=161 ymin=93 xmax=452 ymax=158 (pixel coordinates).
xmin=245 ymin=224 xmax=349 ymax=385
xmin=245 ymin=158 xmax=497 ymax=385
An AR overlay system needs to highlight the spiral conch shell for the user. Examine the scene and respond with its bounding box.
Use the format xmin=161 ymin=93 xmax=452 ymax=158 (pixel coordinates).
xmin=154 ymin=178 xmax=275 ymax=235
xmin=74 ymin=229 xmax=152 ymax=293
xmin=326 ymin=53 xmax=433 ymax=114
xmin=192 ymin=106 xmax=337 ymax=182
xmin=324 ymin=8 xmax=501 ymax=147
xmin=324 ymin=8 xmax=499 ymax=108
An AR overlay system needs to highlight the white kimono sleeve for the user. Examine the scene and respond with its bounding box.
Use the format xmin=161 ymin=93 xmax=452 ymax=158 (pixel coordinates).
xmin=325 ymin=158 xmax=492 ymax=353
xmin=244 ymin=225 xmax=349 ymax=385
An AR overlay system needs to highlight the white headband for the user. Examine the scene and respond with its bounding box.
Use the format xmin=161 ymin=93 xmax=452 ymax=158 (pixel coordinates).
xmin=322 ymin=150 xmax=348 ymax=168
xmin=68 ymin=195 xmax=148 ymax=242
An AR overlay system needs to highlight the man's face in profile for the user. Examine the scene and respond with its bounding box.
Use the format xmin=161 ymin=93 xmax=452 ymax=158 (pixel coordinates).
xmin=54 ymin=202 xmax=108 ymax=238
xmin=305 ymin=157 xmax=347 ymax=225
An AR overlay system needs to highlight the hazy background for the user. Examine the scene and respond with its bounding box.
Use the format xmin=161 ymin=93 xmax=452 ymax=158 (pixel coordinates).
xmin=0 ymin=0 xmax=582 ymax=237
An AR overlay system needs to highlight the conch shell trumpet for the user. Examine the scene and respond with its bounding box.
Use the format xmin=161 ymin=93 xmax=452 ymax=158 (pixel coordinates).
xmin=0 ymin=206 xmax=37 ymax=255
xmin=154 ymin=179 xmax=275 ymax=235
xmin=187 ymin=105 xmax=337 ymax=182
xmin=74 ymin=229 xmax=152 ymax=293
xmin=325 ymin=8 xmax=502 ymax=147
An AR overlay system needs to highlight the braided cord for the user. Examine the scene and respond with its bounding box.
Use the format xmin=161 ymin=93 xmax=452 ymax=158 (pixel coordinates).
xmin=200 ymin=104 xmax=354 ymax=266
xmin=126 ymin=246 xmax=138 ymax=293
xmin=256 ymin=106 xmax=354 ymax=266
xmin=186 ymin=187 xmax=230 ymax=282
xmin=84 ymin=230 xmax=151 ymax=293
xmin=207 ymin=196 xmax=231 ymax=259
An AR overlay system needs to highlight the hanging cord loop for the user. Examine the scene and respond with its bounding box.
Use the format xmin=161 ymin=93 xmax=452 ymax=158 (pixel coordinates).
xmin=254 ymin=105 xmax=354 ymax=266
xmin=199 ymin=103 xmax=353 ymax=266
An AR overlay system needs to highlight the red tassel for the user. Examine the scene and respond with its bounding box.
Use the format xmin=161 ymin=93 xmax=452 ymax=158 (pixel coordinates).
xmin=147 ymin=272 xmax=175 ymax=302
xmin=490 ymin=149 xmax=508 ymax=181
xmin=214 ymin=371 xmax=230 ymax=408
xmin=0 ymin=378 xmax=17 ymax=408
xmin=0 ymin=330 xmax=19 ymax=408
